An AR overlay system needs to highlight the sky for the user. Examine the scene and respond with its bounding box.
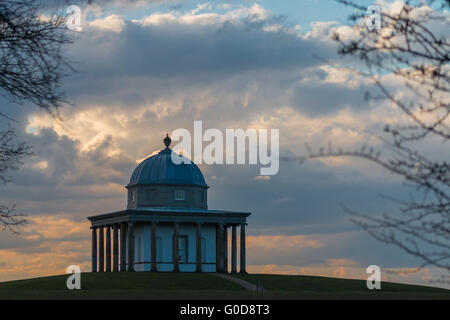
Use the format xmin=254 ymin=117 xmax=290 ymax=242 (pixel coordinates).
xmin=0 ymin=0 xmax=448 ymax=288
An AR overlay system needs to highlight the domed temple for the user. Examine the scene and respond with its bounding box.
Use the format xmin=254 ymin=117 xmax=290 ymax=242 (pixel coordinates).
xmin=87 ymin=135 xmax=251 ymax=273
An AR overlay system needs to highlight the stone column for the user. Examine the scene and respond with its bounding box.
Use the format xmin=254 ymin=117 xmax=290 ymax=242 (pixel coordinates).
xmin=151 ymin=222 xmax=157 ymax=272
xmin=231 ymin=224 xmax=237 ymax=273
xmin=127 ymin=222 xmax=135 ymax=272
xmin=99 ymin=226 xmax=104 ymax=272
xmin=223 ymin=225 xmax=228 ymax=273
xmin=173 ymin=222 xmax=180 ymax=272
xmin=113 ymin=224 xmax=119 ymax=272
xmin=91 ymin=227 xmax=97 ymax=272
xmin=105 ymin=226 xmax=111 ymax=272
xmin=196 ymin=223 xmax=202 ymax=272
xmin=240 ymin=223 xmax=247 ymax=273
xmin=120 ymin=222 xmax=127 ymax=272
xmin=216 ymin=223 xmax=224 ymax=272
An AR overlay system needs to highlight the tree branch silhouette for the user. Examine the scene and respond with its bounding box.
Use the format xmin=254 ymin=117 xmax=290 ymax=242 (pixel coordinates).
xmin=0 ymin=0 xmax=74 ymax=232
xmin=288 ymin=0 xmax=449 ymax=277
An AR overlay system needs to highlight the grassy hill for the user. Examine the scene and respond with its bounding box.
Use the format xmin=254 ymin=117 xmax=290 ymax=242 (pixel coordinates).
xmin=0 ymin=272 xmax=449 ymax=300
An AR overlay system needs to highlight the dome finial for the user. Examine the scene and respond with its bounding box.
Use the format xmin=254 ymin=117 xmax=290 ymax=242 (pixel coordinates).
xmin=163 ymin=133 xmax=171 ymax=148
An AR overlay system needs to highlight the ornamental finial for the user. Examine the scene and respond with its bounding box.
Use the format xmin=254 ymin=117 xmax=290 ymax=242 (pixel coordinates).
xmin=163 ymin=133 xmax=171 ymax=148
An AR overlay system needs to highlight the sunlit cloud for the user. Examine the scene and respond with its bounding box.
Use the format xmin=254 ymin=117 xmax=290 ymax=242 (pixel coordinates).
xmin=0 ymin=1 xmax=448 ymax=288
xmin=89 ymin=14 xmax=126 ymax=32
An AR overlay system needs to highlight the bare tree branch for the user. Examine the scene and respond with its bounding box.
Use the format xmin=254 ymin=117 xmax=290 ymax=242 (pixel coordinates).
xmin=0 ymin=0 xmax=74 ymax=116
xmin=0 ymin=204 xmax=27 ymax=234
xmin=289 ymin=0 xmax=450 ymax=275
xmin=0 ymin=1 xmax=74 ymax=232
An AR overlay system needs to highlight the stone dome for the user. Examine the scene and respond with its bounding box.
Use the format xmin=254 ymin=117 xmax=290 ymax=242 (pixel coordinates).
xmin=128 ymin=147 xmax=207 ymax=187
xmin=126 ymin=135 xmax=208 ymax=209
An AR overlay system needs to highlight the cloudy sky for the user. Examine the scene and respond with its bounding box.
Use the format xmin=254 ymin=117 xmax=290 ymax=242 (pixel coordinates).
xmin=0 ymin=0 xmax=447 ymax=287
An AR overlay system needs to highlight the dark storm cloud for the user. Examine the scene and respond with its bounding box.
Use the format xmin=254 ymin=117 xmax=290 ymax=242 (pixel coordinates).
xmin=207 ymin=160 xmax=407 ymax=233
xmin=203 ymin=160 xmax=423 ymax=269
xmin=0 ymin=3 xmax=433 ymax=276
xmin=58 ymin=15 xmax=339 ymax=128
xmin=9 ymin=127 xmax=136 ymax=188
xmin=0 ymin=232 xmax=44 ymax=250
xmin=290 ymin=81 xmax=369 ymax=117
xmin=247 ymin=230 xmax=421 ymax=268
xmin=1 ymin=10 xmax=394 ymax=229
xmin=68 ymin=19 xmax=333 ymax=81
xmin=40 ymin=0 xmax=168 ymax=8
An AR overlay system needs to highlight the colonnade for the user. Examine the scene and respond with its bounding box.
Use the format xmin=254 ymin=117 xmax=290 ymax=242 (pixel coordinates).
xmin=91 ymin=222 xmax=247 ymax=273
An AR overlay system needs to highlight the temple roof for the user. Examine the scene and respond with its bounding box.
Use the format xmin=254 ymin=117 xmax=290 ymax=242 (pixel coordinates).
xmin=87 ymin=207 xmax=250 ymax=226
xmin=128 ymin=135 xmax=207 ymax=187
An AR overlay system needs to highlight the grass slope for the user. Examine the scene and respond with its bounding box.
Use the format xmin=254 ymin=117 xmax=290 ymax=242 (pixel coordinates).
xmin=0 ymin=272 xmax=449 ymax=300
xmin=236 ymin=273 xmax=450 ymax=299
